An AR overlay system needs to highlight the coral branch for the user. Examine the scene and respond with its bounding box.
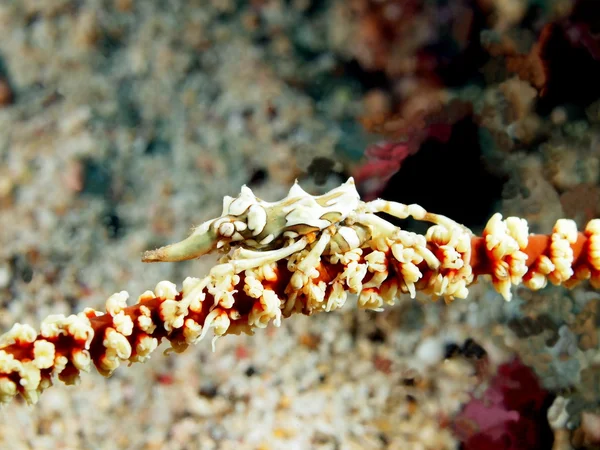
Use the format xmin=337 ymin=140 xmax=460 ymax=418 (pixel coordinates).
xmin=1 ymin=179 xmax=599 ymax=405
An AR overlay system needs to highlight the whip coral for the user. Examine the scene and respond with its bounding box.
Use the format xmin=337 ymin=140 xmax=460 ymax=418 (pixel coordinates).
xmin=1 ymin=178 xmax=600 ymax=404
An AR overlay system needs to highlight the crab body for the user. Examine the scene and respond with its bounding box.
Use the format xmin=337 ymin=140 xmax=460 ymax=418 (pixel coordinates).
xmin=142 ymin=178 xmax=362 ymax=263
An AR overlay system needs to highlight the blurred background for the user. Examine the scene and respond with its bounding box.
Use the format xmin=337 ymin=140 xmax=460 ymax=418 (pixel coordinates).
xmin=0 ymin=0 xmax=599 ymax=448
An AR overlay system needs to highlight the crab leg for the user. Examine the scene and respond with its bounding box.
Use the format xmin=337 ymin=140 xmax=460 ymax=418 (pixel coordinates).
xmin=366 ymin=199 xmax=471 ymax=234
xmin=210 ymin=237 xmax=309 ymax=276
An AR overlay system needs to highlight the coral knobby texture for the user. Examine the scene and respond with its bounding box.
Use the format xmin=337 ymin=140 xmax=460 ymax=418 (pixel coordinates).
xmin=1 ymin=178 xmax=599 ymax=404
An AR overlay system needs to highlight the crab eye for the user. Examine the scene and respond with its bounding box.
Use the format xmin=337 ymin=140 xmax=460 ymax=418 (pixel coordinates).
xmin=218 ymin=222 xmax=235 ymax=237
xmin=247 ymin=204 xmax=267 ymax=236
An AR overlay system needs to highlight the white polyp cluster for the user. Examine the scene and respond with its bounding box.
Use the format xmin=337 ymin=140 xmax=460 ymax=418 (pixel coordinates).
xmin=330 ymin=248 xmax=365 ymax=291
xmin=523 ymin=254 xmax=555 ymax=291
xmin=0 ymin=323 xmax=37 ymax=348
xmin=423 ymin=224 xmax=473 ymax=300
xmin=0 ymin=312 xmax=95 ymax=404
xmin=99 ymin=328 xmax=132 ymax=376
xmin=390 ymin=235 xmax=429 ymax=300
xmin=520 ymin=218 xmax=600 ymax=291
xmin=358 ymin=250 xmax=390 ymax=310
xmin=137 ymin=301 xmax=157 ymax=334
xmin=245 ymin=263 xmax=282 ymax=329
xmin=483 ymin=213 xmax=529 ymax=301
xmin=547 ymin=219 xmax=578 ymax=285
xmin=585 ymin=219 xmax=600 ymax=288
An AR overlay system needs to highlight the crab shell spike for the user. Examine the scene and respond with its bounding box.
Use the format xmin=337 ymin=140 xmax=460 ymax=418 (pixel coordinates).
xmin=227 ymin=186 xmax=258 ymax=216
xmin=329 ymin=176 xmax=355 ymax=193
xmin=287 ymin=180 xmax=307 ymax=198
xmin=221 ymin=195 xmax=234 ymax=216
xmin=323 ymin=178 xmax=356 ymax=201
xmin=240 ymin=185 xmax=255 ymax=197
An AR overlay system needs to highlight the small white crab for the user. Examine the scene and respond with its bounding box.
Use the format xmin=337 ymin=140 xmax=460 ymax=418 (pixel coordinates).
xmin=142 ymin=178 xmax=472 ymax=282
